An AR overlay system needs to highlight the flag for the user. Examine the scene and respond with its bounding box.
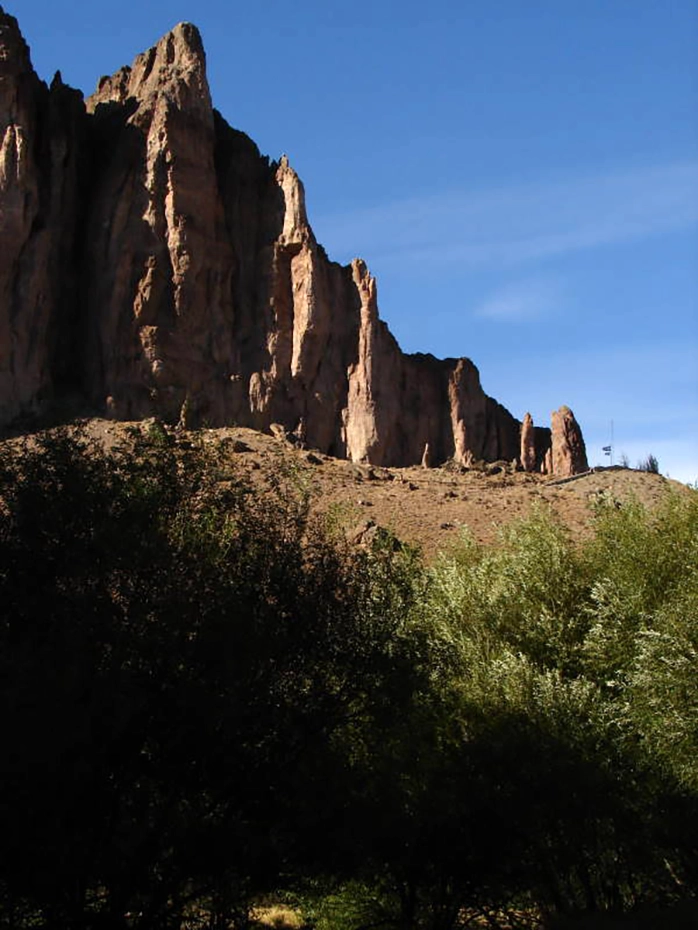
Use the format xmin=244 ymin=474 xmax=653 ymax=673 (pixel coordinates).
xmin=602 ymin=445 xmax=612 ymax=452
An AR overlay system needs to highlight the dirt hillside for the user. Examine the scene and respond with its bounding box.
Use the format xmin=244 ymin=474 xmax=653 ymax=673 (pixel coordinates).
xmin=8 ymin=419 xmax=687 ymax=561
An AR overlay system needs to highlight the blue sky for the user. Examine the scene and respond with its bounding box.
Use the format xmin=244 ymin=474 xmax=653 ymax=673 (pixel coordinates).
xmin=11 ymin=0 xmax=698 ymax=481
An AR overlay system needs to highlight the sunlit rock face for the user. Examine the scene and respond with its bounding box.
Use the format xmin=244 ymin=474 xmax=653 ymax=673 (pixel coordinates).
xmin=0 ymin=9 xmax=586 ymax=473
xmin=550 ymin=405 xmax=589 ymax=477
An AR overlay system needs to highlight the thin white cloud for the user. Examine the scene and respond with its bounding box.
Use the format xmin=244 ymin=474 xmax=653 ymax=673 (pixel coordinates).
xmin=473 ymin=276 xmax=562 ymax=321
xmin=314 ymin=160 xmax=698 ymax=269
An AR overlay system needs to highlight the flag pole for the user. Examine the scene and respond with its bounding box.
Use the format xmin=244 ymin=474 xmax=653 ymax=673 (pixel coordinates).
xmin=602 ymin=421 xmax=614 ymax=466
xmin=611 ymin=419 xmax=614 ymax=466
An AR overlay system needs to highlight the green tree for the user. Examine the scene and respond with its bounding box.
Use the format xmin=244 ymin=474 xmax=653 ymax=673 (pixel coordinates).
xmin=0 ymin=428 xmax=430 ymax=929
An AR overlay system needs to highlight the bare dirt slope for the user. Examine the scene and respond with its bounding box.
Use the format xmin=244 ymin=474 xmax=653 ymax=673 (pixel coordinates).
xmin=224 ymin=429 xmax=687 ymax=558
xmin=18 ymin=419 xmax=687 ymax=561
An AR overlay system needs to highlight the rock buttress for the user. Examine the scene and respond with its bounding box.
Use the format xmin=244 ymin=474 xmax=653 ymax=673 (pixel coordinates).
xmin=82 ymin=22 xmax=237 ymax=424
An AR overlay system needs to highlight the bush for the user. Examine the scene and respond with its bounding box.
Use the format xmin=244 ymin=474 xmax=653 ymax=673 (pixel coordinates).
xmin=421 ymin=493 xmax=698 ymax=917
xmin=1 ymin=428 xmax=695 ymax=928
xmin=297 ymin=492 xmax=698 ymax=926
xmin=0 ymin=428 xmax=428 ymax=929
xmin=637 ymin=453 xmax=660 ymax=473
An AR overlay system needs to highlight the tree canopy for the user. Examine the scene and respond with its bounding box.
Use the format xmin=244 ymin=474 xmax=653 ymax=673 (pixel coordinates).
xmin=0 ymin=427 xmax=695 ymax=929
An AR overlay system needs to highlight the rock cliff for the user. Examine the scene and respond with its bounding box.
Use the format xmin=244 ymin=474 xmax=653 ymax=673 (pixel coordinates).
xmin=0 ymin=8 xmax=83 ymax=424
xmin=0 ymin=9 xmax=587 ymax=474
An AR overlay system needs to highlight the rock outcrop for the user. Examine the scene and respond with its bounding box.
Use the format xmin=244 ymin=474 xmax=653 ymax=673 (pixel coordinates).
xmin=520 ymin=413 xmax=537 ymax=473
xmin=550 ymin=405 xmax=588 ymax=477
xmin=0 ymin=9 xmax=587 ymax=474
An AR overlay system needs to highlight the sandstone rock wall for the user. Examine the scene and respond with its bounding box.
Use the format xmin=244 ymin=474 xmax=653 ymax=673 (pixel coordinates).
xmin=0 ymin=9 xmax=587 ymax=475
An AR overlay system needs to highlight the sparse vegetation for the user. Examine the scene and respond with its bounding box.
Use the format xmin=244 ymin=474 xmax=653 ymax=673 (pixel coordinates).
xmin=637 ymin=453 xmax=660 ymax=474
xmin=0 ymin=430 xmax=695 ymax=928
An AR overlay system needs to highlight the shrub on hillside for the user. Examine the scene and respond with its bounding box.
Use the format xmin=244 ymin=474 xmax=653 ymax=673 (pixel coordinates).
xmin=637 ymin=453 xmax=660 ymax=473
xmin=1 ymin=429 xmax=695 ymax=929
xmin=418 ymin=494 xmax=698 ymax=919
xmin=0 ymin=427 xmax=428 ymax=929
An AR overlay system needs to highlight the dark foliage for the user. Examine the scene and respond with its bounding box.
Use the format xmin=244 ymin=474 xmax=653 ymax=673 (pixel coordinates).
xmin=637 ymin=453 xmax=660 ymax=474
xmin=0 ymin=430 xmax=695 ymax=930
xmin=0 ymin=428 xmax=426 ymax=929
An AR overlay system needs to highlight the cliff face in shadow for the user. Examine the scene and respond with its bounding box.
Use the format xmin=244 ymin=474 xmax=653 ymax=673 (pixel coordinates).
xmin=0 ymin=9 xmax=84 ymax=424
xmin=0 ymin=8 xmax=587 ymax=474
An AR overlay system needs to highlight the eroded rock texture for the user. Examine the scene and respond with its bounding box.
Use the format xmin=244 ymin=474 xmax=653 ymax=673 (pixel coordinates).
xmin=0 ymin=7 xmax=83 ymax=424
xmin=0 ymin=10 xmax=587 ymax=473
xmin=520 ymin=413 xmax=537 ymax=473
xmin=550 ymin=405 xmax=588 ymax=477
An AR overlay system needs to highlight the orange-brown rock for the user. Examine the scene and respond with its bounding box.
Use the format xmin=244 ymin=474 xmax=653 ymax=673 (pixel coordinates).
xmin=520 ymin=413 xmax=536 ymax=472
xmin=520 ymin=411 xmax=561 ymax=474
xmin=0 ymin=12 xmax=587 ymax=475
xmin=551 ymin=406 xmax=588 ymax=477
